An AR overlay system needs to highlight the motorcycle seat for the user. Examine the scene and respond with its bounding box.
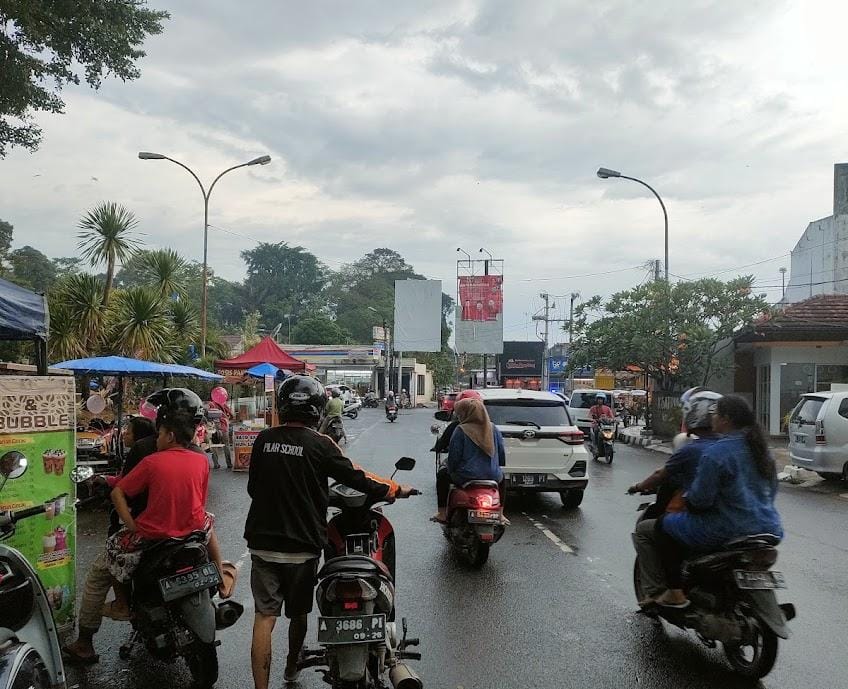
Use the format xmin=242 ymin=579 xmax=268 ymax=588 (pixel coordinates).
xmin=683 ymin=538 xmax=780 ymax=574
xmin=318 ymin=555 xmax=390 ymax=580
xmin=721 ymin=533 xmax=781 ymax=550
xmin=459 ymin=480 xmax=500 ymax=489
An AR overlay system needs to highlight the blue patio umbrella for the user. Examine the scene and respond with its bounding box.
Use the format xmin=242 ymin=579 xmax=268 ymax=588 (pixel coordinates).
xmin=245 ymin=362 xmax=291 ymax=380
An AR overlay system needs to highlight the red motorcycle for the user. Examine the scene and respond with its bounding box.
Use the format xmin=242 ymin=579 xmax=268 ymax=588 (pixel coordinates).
xmin=442 ymin=480 xmax=505 ymax=568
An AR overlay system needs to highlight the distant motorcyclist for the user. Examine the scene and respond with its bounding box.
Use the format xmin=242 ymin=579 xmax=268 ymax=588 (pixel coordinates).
xmin=400 ymin=388 xmax=410 ymax=408
xmin=319 ymin=388 xmax=345 ymax=442
xmin=589 ymin=393 xmax=614 ymax=450
xmin=385 ymin=390 xmax=398 ymax=418
xmin=630 ymin=388 xmax=722 ymax=607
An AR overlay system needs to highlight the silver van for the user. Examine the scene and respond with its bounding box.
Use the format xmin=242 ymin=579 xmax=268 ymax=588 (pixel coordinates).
xmin=788 ymin=392 xmax=848 ymax=481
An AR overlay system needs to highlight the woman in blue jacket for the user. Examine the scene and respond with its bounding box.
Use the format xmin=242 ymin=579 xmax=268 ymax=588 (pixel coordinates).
xmin=432 ymin=398 xmax=504 ymax=523
xmin=655 ymin=395 xmax=783 ymax=607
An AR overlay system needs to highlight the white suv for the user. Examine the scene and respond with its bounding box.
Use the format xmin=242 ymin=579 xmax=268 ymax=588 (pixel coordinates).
xmin=788 ymin=391 xmax=848 ymax=481
xmin=479 ymin=389 xmax=588 ymax=509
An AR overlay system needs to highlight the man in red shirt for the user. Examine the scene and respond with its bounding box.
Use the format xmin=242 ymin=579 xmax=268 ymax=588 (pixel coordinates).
xmin=589 ymin=393 xmax=614 ymax=451
xmin=107 ymin=389 xmax=223 ymax=618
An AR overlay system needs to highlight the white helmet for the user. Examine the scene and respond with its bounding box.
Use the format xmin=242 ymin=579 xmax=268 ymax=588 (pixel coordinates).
xmin=680 ymin=387 xmax=722 ymax=431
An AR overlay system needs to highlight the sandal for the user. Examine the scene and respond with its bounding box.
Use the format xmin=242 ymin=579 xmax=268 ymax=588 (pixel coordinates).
xmin=655 ymin=590 xmax=690 ymax=609
xmin=62 ymin=644 xmax=100 ymax=665
xmin=102 ymin=601 xmax=131 ymax=621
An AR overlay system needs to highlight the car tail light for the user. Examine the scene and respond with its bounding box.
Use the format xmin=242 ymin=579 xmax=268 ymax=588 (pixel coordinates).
xmin=557 ymin=431 xmax=584 ymax=445
xmin=815 ymin=419 xmax=826 ymax=445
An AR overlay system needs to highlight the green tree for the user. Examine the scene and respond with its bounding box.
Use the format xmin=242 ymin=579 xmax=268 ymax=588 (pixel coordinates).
xmin=48 ymin=273 xmax=105 ymax=354
xmin=291 ymin=315 xmax=349 ymax=345
xmin=0 ymin=219 xmax=13 ymax=273
xmin=241 ymin=242 xmax=326 ymax=328
xmin=78 ymin=202 xmax=141 ymax=306
xmin=240 ymin=311 xmax=262 ymax=351
xmin=52 ymin=256 xmax=83 ymax=279
xmin=0 ymin=1 xmax=169 ymax=157
xmin=108 ymin=287 xmax=174 ymax=361
xmin=570 ymin=277 xmax=770 ymax=392
xmin=140 ymin=248 xmax=188 ymax=298
xmin=8 ymin=245 xmax=56 ymax=292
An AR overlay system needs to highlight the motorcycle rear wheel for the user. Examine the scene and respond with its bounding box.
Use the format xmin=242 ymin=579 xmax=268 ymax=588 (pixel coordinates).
xmin=723 ymin=609 xmax=778 ymax=678
xmin=186 ymin=641 xmax=219 ymax=689
xmin=606 ymin=447 xmax=614 ymax=464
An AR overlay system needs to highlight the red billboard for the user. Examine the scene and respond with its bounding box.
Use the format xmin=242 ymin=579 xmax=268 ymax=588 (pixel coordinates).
xmin=458 ymin=275 xmax=503 ymax=322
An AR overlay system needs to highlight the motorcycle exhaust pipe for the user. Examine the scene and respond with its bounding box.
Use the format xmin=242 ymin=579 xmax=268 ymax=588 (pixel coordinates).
xmin=215 ymin=600 xmax=244 ymax=630
xmin=389 ymin=663 xmax=423 ymax=689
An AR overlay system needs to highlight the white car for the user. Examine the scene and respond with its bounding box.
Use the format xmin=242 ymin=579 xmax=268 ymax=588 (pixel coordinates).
xmin=478 ymin=389 xmax=588 ymax=508
xmin=788 ymin=391 xmax=848 ymax=481
xmin=568 ymin=389 xmax=613 ymax=434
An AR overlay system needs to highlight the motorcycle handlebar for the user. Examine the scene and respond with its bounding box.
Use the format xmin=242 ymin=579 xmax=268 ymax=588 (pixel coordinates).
xmin=12 ymin=504 xmax=48 ymax=522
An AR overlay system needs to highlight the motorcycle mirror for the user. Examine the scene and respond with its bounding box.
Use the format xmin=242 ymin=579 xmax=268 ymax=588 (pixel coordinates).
xmin=430 ymin=423 xmax=441 ymax=435
xmin=434 ymin=410 xmax=451 ymax=422
xmin=70 ymin=466 xmax=95 ymax=484
xmin=0 ymin=451 xmax=27 ymax=480
xmin=394 ymin=457 xmax=416 ymax=472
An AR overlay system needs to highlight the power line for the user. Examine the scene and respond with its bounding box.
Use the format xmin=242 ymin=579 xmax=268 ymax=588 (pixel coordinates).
xmin=518 ymin=265 xmax=644 ymax=283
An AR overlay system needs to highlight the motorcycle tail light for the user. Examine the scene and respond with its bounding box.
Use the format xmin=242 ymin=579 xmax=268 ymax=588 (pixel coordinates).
xmin=343 ymin=600 xmax=361 ymax=611
xmin=473 ymin=494 xmax=495 ymax=509
xmin=557 ymin=431 xmax=584 ymax=445
xmin=329 ymin=578 xmax=377 ymax=602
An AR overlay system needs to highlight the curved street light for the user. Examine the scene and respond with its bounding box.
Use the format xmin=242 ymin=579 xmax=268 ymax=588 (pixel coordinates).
xmin=597 ymin=167 xmax=668 ymax=281
xmin=138 ymin=151 xmax=271 ymax=356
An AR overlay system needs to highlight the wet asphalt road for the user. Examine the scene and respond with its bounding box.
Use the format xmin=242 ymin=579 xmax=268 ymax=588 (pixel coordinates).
xmin=69 ymin=409 xmax=848 ymax=689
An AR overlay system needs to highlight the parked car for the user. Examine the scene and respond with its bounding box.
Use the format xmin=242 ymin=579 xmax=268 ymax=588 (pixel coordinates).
xmin=478 ymin=389 xmax=588 ymax=508
xmin=568 ymin=389 xmax=613 ymax=434
xmin=441 ymin=392 xmax=459 ymax=413
xmin=788 ymin=391 xmax=848 ymax=481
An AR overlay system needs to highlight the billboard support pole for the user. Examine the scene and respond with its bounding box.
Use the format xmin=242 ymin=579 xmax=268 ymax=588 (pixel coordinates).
xmin=482 ymin=258 xmax=489 ymax=388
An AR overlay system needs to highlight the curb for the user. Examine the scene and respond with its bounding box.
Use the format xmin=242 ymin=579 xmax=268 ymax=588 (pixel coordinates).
xmin=616 ymin=428 xmax=672 ymax=455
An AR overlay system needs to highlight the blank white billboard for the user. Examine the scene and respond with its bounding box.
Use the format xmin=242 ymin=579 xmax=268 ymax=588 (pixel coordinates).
xmin=455 ymin=306 xmax=504 ymax=354
xmin=393 ymin=280 xmax=442 ymax=352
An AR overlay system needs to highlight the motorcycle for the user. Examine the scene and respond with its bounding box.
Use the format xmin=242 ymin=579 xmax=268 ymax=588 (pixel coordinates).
xmin=344 ymin=399 xmax=363 ymax=420
xmin=323 ymin=416 xmax=348 ymax=445
xmin=632 ymin=497 xmax=795 ymax=679
xmin=443 ymin=480 xmax=505 ymax=568
xmin=589 ymin=418 xmax=616 ymax=463
xmin=0 ymin=459 xmax=94 ymax=689
xmin=363 ymin=395 xmax=380 ymax=409
xmin=117 ymin=524 xmax=243 ymax=688
xmin=299 ymin=457 xmax=423 ymax=689
xmin=386 ymin=404 xmax=398 ymax=423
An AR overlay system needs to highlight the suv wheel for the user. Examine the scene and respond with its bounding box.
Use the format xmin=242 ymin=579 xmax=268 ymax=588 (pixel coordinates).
xmin=560 ymin=489 xmax=584 ymax=509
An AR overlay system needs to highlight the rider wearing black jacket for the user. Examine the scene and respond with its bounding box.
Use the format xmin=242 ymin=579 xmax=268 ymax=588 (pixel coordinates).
xmin=245 ymin=375 xmax=414 ymax=689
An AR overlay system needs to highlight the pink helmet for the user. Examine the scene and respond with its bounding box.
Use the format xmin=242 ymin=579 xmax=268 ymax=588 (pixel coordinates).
xmin=457 ymin=390 xmax=482 ymax=402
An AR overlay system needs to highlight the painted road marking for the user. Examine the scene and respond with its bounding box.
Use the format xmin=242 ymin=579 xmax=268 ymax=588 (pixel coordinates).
xmin=523 ymin=512 xmax=575 ymax=554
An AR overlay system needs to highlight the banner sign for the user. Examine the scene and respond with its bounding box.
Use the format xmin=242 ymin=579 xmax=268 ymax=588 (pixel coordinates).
xmin=0 ymin=376 xmax=76 ymax=630
xmin=393 ymin=280 xmax=442 ymax=352
xmin=458 ymin=276 xmax=503 ymax=322
xmin=232 ymin=428 xmax=260 ymax=472
xmin=548 ymin=357 xmax=569 ymax=374
xmin=498 ymin=341 xmax=544 ymax=377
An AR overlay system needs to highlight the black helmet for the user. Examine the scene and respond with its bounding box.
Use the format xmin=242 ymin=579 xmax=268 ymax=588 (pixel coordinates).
xmin=145 ymin=388 xmax=204 ymax=427
xmin=330 ymin=388 xmax=341 ymax=398
xmin=278 ymin=376 xmax=326 ymax=421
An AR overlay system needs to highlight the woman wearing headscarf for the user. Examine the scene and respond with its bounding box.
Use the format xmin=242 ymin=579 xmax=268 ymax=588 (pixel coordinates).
xmin=433 ymin=398 xmax=505 ymax=523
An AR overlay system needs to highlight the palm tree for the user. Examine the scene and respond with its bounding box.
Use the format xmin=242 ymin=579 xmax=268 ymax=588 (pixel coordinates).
xmin=77 ymin=202 xmax=141 ymax=306
xmin=108 ymin=287 xmax=174 ymax=361
xmin=168 ymin=300 xmax=200 ymax=361
xmin=142 ymin=248 xmax=189 ymax=299
xmin=50 ymin=273 xmax=106 ymax=354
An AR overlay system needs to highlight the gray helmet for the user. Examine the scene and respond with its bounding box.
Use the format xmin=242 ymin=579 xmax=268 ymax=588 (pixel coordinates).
xmin=681 ymin=387 xmax=722 ymax=431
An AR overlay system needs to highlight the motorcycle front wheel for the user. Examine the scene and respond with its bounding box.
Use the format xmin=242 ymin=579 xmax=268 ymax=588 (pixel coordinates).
xmin=723 ymin=608 xmax=778 ymax=679
xmin=186 ymin=641 xmax=219 ymax=689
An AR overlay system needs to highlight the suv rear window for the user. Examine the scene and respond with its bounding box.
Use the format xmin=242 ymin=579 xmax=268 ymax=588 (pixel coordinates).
xmin=485 ymin=400 xmax=572 ymax=427
xmin=570 ymin=392 xmax=610 ymax=409
xmin=790 ymin=397 xmax=826 ymax=425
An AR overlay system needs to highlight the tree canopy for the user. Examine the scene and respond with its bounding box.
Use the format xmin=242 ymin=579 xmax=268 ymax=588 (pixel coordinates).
xmin=0 ymin=1 xmax=169 ymax=156
xmin=570 ymin=277 xmax=770 ymax=392
xmin=291 ymin=315 xmax=349 ymax=345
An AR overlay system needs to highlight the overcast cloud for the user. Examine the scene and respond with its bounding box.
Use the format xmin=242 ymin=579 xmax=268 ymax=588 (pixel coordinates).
xmin=1 ymin=0 xmax=846 ymax=341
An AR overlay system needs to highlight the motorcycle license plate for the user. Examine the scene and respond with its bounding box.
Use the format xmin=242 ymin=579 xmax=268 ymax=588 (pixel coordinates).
xmin=511 ymin=473 xmax=544 ymax=486
xmin=317 ymin=614 xmax=386 ymax=645
xmin=469 ymin=509 xmax=501 ymax=524
xmin=158 ymin=563 xmax=221 ymax=602
xmin=733 ymin=570 xmax=786 ymax=590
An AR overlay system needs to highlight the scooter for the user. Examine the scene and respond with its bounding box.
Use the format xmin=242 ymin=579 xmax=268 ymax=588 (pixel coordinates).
xmin=344 ymin=399 xmax=362 ymax=420
xmin=0 ymin=459 xmax=94 ymax=689
xmin=363 ymin=395 xmax=380 ymax=409
xmin=299 ymin=458 xmax=422 ymax=689
xmin=632 ymin=497 xmax=795 ymax=679
xmin=386 ymin=404 xmax=398 ymax=423
xmin=589 ymin=419 xmax=616 ymax=463
xmin=443 ymin=481 xmax=505 ymax=568
xmin=117 ymin=527 xmax=243 ymax=688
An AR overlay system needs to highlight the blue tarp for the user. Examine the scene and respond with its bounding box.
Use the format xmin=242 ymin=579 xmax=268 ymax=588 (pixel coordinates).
xmin=245 ymin=362 xmax=291 ymax=380
xmin=54 ymin=356 xmax=222 ymax=380
xmin=0 ymin=276 xmax=48 ymax=341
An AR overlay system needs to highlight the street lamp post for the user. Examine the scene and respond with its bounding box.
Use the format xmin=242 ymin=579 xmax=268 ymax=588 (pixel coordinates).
xmin=283 ymin=313 xmax=293 ymax=343
xmin=368 ymin=306 xmax=390 ymax=396
xmin=597 ymin=167 xmax=669 ymax=281
xmin=138 ymin=151 xmax=271 ymax=357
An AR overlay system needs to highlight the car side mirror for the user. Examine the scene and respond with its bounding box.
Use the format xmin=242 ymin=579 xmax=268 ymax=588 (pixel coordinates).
xmin=0 ymin=451 xmax=27 ymax=480
xmin=434 ymin=410 xmax=451 ymax=422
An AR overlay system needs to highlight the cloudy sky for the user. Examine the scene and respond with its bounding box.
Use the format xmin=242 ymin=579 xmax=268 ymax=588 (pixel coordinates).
xmin=2 ymin=0 xmax=847 ymax=342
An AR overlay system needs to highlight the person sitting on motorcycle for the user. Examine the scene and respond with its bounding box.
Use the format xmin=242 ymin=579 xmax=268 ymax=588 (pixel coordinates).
xmin=589 ymin=393 xmax=614 ymax=449
xmin=105 ymin=388 xmax=225 ymax=619
xmin=244 ymin=375 xmax=415 ymax=688
xmin=654 ymin=395 xmax=784 ymax=608
xmin=385 ymin=390 xmax=397 ymax=417
xmin=431 ymin=389 xmax=482 ymax=454
xmin=318 ymin=388 xmax=344 ymax=434
xmin=432 ymin=397 xmax=505 ymax=523
xmin=630 ymin=388 xmax=721 ymax=608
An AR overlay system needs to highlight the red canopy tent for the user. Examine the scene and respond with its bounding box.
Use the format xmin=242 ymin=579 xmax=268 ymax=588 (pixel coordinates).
xmin=215 ymin=336 xmax=313 ymax=375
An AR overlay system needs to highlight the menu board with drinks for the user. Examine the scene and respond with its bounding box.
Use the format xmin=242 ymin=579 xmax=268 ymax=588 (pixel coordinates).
xmin=232 ymin=427 xmax=261 ymax=472
xmin=0 ymin=376 xmax=77 ymax=631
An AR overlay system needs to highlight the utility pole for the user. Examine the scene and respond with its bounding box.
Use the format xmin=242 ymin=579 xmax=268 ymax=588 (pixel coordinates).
xmin=532 ymin=293 xmax=569 ymax=391
xmin=653 ymin=259 xmax=662 ymax=282
xmin=779 ymin=267 xmax=787 ymax=300
xmin=568 ymin=292 xmax=579 ymax=394
xmin=482 ymin=257 xmax=490 ymax=389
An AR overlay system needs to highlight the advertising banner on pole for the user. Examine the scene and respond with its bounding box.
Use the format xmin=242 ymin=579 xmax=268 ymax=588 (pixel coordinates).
xmin=0 ymin=376 xmax=77 ymax=631
xmin=458 ymin=275 xmax=503 ymax=321
xmin=454 ymin=307 xmax=504 ymax=354
xmin=393 ymin=280 xmax=442 ymax=352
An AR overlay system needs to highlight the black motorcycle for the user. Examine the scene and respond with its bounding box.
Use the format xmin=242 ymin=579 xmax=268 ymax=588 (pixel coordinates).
xmin=633 ymin=499 xmax=794 ymax=679
xmin=117 ymin=532 xmax=243 ymax=688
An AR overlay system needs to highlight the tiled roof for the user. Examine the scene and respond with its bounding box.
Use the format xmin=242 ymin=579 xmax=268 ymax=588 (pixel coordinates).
xmin=736 ymin=295 xmax=848 ymax=343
